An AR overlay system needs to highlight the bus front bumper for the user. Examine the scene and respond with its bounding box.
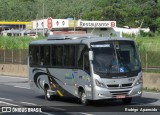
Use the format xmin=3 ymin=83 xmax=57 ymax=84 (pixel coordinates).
xmin=91 ymin=84 xmax=142 ymax=100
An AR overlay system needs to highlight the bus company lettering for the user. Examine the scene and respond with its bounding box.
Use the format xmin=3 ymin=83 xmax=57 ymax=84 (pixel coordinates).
xmin=65 ymin=73 xmax=75 ymax=81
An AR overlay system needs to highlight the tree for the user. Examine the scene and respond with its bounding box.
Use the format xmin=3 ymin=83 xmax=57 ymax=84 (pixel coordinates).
xmin=0 ymin=0 xmax=160 ymax=32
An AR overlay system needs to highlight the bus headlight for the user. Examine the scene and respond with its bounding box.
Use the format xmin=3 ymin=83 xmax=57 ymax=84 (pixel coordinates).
xmin=95 ymin=79 xmax=106 ymax=88
xmin=135 ymin=76 xmax=143 ymax=86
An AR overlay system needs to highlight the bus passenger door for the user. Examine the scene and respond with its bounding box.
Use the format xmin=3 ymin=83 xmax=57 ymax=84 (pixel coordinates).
xmin=82 ymin=52 xmax=92 ymax=98
xmin=83 ymin=52 xmax=90 ymax=74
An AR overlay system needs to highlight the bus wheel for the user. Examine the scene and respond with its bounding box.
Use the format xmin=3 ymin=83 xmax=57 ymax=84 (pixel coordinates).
xmin=80 ymin=91 xmax=89 ymax=106
xmin=44 ymin=87 xmax=52 ymax=101
xmin=122 ymin=97 xmax=132 ymax=105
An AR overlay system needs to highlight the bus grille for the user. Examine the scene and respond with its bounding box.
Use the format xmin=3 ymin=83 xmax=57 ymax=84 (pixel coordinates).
xmin=107 ymin=83 xmax=132 ymax=89
xmin=107 ymin=84 xmax=119 ymax=88
xmin=122 ymin=83 xmax=132 ymax=87
xmin=110 ymin=90 xmax=130 ymax=96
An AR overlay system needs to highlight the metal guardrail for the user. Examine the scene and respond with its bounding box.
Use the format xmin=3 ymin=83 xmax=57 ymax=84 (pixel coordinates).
xmin=0 ymin=49 xmax=28 ymax=65
xmin=142 ymin=66 xmax=160 ymax=73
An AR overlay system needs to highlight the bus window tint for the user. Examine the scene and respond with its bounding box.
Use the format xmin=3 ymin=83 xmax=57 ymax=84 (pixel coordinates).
xmin=52 ymin=45 xmax=63 ymax=66
xmin=77 ymin=45 xmax=88 ymax=68
xmin=83 ymin=52 xmax=90 ymax=74
xmin=40 ymin=46 xmax=50 ymax=66
xmin=64 ymin=45 xmax=75 ymax=67
xmin=29 ymin=46 xmax=39 ymax=65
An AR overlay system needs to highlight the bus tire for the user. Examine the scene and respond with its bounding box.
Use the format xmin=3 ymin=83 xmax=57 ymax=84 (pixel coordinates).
xmin=80 ymin=90 xmax=89 ymax=106
xmin=122 ymin=97 xmax=132 ymax=105
xmin=44 ymin=87 xmax=52 ymax=101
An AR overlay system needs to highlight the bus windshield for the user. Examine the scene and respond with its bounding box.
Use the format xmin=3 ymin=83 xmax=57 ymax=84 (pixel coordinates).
xmin=91 ymin=40 xmax=141 ymax=75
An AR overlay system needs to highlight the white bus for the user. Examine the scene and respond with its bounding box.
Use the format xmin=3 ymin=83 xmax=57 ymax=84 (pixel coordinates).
xmin=29 ymin=34 xmax=142 ymax=105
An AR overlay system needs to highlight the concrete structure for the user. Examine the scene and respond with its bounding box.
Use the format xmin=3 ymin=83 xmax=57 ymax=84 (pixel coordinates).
xmin=0 ymin=21 xmax=30 ymax=33
xmin=0 ymin=19 xmax=150 ymax=37
xmin=113 ymin=27 xmax=150 ymax=37
xmin=30 ymin=18 xmax=117 ymax=37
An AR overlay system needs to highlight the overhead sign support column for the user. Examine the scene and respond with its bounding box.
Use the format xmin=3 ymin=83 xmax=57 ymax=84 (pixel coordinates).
xmin=47 ymin=17 xmax=52 ymax=30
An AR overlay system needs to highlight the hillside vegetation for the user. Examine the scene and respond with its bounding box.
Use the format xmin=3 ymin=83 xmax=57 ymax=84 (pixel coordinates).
xmin=0 ymin=0 xmax=160 ymax=32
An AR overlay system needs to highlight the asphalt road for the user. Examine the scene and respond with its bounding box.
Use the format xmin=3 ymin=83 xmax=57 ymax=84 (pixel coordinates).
xmin=0 ymin=75 xmax=160 ymax=115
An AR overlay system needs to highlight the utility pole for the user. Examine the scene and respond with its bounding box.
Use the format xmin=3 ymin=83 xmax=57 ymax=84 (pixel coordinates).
xmin=43 ymin=3 xmax=45 ymax=36
xmin=135 ymin=19 xmax=144 ymax=41
xmin=36 ymin=14 xmax=38 ymax=36
xmin=74 ymin=17 xmax=76 ymax=33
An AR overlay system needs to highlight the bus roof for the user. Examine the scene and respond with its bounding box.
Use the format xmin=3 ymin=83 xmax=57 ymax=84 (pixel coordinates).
xmin=30 ymin=34 xmax=134 ymax=47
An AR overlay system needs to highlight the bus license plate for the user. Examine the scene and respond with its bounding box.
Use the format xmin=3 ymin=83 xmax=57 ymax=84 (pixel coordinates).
xmin=116 ymin=95 xmax=125 ymax=99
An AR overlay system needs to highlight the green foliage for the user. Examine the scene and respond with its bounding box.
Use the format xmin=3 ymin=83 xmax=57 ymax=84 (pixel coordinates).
xmin=0 ymin=0 xmax=160 ymax=32
xmin=135 ymin=36 xmax=160 ymax=71
xmin=143 ymin=87 xmax=160 ymax=93
xmin=139 ymin=30 xmax=155 ymax=37
xmin=0 ymin=36 xmax=44 ymax=49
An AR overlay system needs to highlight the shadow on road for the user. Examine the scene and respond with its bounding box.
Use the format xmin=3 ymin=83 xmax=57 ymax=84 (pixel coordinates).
xmin=36 ymin=95 xmax=80 ymax=104
xmin=89 ymin=96 xmax=158 ymax=107
xmin=34 ymin=95 xmax=160 ymax=112
xmin=36 ymin=95 xmax=158 ymax=107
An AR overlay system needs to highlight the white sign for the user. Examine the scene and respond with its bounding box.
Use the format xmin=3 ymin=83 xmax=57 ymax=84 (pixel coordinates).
xmin=32 ymin=19 xmax=48 ymax=29
xmin=52 ymin=19 xmax=69 ymax=28
xmin=78 ymin=21 xmax=116 ymax=28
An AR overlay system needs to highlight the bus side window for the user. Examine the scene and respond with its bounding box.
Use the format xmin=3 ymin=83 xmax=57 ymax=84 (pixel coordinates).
xmin=40 ymin=46 xmax=44 ymax=65
xmin=52 ymin=45 xmax=63 ymax=66
xmin=29 ymin=46 xmax=39 ymax=66
xmin=44 ymin=46 xmax=50 ymax=66
xmin=77 ymin=45 xmax=88 ymax=68
xmin=64 ymin=45 xmax=75 ymax=67
xmin=83 ymin=52 xmax=90 ymax=74
xmin=40 ymin=46 xmax=50 ymax=66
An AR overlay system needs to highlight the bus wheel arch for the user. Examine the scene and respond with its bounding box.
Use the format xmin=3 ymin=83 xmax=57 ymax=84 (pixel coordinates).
xmin=78 ymin=86 xmax=89 ymax=106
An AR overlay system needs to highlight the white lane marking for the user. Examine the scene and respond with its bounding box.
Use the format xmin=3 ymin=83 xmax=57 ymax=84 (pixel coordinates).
xmin=143 ymin=91 xmax=160 ymax=95
xmin=47 ymin=106 xmax=66 ymax=111
xmin=0 ymin=97 xmax=13 ymax=101
xmin=0 ymin=101 xmax=18 ymax=106
xmin=13 ymin=86 xmax=30 ymax=89
xmin=20 ymin=101 xmax=37 ymax=106
xmin=79 ymin=112 xmax=94 ymax=115
xmin=0 ymin=75 xmax=27 ymax=79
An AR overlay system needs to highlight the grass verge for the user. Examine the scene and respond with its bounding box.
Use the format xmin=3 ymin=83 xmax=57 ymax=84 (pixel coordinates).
xmin=143 ymin=87 xmax=160 ymax=93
